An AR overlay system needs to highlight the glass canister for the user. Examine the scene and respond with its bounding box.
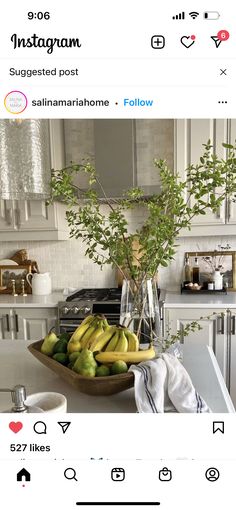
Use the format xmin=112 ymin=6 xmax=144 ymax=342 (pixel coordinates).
xmin=120 ymin=278 xmax=161 ymax=343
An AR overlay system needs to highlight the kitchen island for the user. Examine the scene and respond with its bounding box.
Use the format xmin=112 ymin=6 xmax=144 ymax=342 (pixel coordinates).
xmin=0 ymin=340 xmax=234 ymax=413
xmin=162 ymin=290 xmax=236 ymax=407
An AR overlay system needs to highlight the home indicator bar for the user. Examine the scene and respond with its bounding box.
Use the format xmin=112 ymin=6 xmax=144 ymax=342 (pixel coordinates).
xmin=76 ymin=504 xmax=161 ymax=507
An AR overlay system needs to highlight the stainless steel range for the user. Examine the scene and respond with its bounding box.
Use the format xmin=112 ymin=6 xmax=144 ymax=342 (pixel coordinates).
xmin=58 ymin=288 xmax=122 ymax=335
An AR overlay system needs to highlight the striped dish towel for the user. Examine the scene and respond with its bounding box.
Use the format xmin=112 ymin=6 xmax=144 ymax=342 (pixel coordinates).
xmin=129 ymin=353 xmax=211 ymax=413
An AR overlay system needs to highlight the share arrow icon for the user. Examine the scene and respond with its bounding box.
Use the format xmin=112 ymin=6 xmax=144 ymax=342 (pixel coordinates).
xmin=57 ymin=422 xmax=71 ymax=434
xmin=211 ymin=36 xmax=222 ymax=48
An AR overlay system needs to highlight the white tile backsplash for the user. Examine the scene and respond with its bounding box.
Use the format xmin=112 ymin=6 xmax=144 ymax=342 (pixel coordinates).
xmin=0 ymin=234 xmax=235 ymax=292
xmin=0 ymin=239 xmax=115 ymax=290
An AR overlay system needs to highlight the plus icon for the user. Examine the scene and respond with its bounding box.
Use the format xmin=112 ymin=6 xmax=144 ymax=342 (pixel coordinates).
xmin=151 ymin=35 xmax=165 ymax=49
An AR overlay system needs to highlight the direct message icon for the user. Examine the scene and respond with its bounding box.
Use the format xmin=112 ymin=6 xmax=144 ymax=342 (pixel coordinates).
xmin=58 ymin=422 xmax=71 ymax=434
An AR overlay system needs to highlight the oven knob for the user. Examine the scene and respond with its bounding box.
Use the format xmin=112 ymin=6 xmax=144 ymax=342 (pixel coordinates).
xmin=62 ymin=307 xmax=70 ymax=315
xmin=82 ymin=306 xmax=91 ymax=315
xmin=72 ymin=307 xmax=80 ymax=314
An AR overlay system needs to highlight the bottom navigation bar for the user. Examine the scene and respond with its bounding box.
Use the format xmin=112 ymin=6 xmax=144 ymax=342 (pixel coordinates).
xmin=1 ymin=459 xmax=235 ymax=510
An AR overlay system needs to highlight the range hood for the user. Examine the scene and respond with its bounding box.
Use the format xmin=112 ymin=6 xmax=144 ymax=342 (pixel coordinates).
xmin=71 ymin=120 xmax=162 ymax=200
xmin=94 ymin=120 xmax=161 ymax=198
xmin=0 ymin=119 xmax=51 ymax=200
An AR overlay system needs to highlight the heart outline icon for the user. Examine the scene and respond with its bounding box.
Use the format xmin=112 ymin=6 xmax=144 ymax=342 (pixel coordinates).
xmin=180 ymin=36 xmax=195 ymax=48
xmin=9 ymin=421 xmax=23 ymax=433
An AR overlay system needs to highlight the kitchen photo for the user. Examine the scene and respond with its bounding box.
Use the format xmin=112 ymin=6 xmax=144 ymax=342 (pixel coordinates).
xmin=0 ymin=118 xmax=236 ymax=413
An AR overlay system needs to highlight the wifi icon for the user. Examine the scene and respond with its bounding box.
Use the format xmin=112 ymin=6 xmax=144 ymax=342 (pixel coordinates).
xmin=189 ymin=11 xmax=199 ymax=19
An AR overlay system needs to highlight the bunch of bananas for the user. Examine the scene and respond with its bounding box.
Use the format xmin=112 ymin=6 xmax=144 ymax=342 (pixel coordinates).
xmin=68 ymin=315 xmax=156 ymax=365
xmin=68 ymin=314 xmax=109 ymax=351
xmin=89 ymin=325 xmax=139 ymax=353
xmin=89 ymin=324 xmax=155 ymax=364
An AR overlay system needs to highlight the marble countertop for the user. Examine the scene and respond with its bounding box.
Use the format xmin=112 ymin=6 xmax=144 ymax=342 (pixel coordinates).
xmin=2 ymin=288 xmax=236 ymax=309
xmin=163 ymin=290 xmax=236 ymax=309
xmin=0 ymin=292 xmax=63 ymax=308
xmin=0 ymin=340 xmax=234 ymax=413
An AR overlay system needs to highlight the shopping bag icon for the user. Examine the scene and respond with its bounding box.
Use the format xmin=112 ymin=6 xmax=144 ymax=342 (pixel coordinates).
xmin=158 ymin=467 xmax=172 ymax=482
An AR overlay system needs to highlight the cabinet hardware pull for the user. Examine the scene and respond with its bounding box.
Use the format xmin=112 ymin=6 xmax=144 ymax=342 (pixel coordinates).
xmin=5 ymin=208 xmax=12 ymax=226
xmin=59 ymin=322 xmax=83 ymax=328
xmin=231 ymin=315 xmax=236 ymax=335
xmin=15 ymin=314 xmax=19 ymax=333
xmin=180 ymin=323 xmax=184 ymax=343
xmin=5 ymin=314 xmax=10 ymax=332
xmin=15 ymin=207 xmax=21 ymax=229
xmin=217 ymin=314 xmax=224 ymax=334
xmin=228 ymin=197 xmax=231 ymax=221
xmin=159 ymin=301 xmax=163 ymax=321
xmin=159 ymin=300 xmax=165 ymax=336
xmin=226 ymin=311 xmax=232 ymax=391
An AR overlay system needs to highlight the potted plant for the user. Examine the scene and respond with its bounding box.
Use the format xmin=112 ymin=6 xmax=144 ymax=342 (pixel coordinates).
xmin=50 ymin=140 xmax=236 ymax=350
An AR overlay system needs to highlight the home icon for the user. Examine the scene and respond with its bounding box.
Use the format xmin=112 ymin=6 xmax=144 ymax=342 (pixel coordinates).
xmin=17 ymin=468 xmax=31 ymax=482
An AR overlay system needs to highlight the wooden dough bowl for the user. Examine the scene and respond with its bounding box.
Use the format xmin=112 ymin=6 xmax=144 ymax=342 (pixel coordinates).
xmin=28 ymin=340 xmax=134 ymax=396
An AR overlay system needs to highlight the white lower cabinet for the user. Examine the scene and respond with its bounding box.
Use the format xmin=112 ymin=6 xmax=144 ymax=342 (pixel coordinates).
xmin=0 ymin=307 xmax=58 ymax=341
xmin=0 ymin=310 xmax=12 ymax=340
xmin=165 ymin=307 xmax=236 ymax=406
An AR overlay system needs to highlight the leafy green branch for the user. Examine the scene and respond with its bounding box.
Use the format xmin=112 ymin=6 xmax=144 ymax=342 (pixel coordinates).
xmin=51 ymin=141 xmax=236 ymax=284
xmin=50 ymin=141 xmax=236 ymax=343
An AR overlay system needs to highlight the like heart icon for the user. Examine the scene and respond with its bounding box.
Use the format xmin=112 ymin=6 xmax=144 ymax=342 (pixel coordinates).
xmin=9 ymin=421 xmax=23 ymax=433
xmin=180 ymin=35 xmax=196 ymax=48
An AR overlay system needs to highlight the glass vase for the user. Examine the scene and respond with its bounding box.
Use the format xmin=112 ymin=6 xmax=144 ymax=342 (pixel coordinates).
xmin=120 ymin=278 xmax=161 ymax=343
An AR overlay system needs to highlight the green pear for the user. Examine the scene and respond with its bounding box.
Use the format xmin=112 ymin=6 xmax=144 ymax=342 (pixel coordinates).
xmin=41 ymin=330 xmax=59 ymax=356
xmin=81 ymin=349 xmax=97 ymax=367
xmin=73 ymin=349 xmax=97 ymax=376
xmin=77 ymin=365 xmax=96 ymax=377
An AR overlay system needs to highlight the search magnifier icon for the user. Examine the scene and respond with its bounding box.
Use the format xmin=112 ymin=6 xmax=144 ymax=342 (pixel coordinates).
xmin=64 ymin=468 xmax=78 ymax=481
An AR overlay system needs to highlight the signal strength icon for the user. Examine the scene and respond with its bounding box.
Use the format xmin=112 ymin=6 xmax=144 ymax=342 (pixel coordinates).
xmin=172 ymin=11 xmax=185 ymax=20
xmin=189 ymin=11 xmax=199 ymax=19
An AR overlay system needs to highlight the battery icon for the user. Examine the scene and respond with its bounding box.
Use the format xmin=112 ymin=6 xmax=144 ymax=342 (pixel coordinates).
xmin=204 ymin=11 xmax=220 ymax=20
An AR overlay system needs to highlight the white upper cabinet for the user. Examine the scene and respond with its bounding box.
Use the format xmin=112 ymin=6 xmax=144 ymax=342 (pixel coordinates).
xmin=226 ymin=119 xmax=236 ymax=225
xmin=175 ymin=119 xmax=236 ymax=236
xmin=0 ymin=120 xmax=69 ymax=241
